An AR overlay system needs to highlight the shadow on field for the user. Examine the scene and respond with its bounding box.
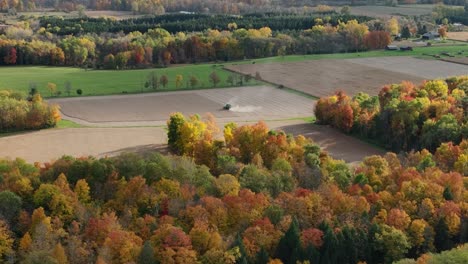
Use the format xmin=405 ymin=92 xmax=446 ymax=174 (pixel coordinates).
xmin=100 ymin=144 xmax=170 ymax=158
xmin=277 ymin=123 xmax=386 ymax=164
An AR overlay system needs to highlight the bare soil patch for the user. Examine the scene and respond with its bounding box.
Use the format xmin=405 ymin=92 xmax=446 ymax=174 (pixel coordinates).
xmin=441 ymin=57 xmax=468 ymax=65
xmin=347 ymin=57 xmax=468 ymax=80
xmin=0 ymin=127 xmax=167 ymax=163
xmin=226 ymin=59 xmax=423 ymax=97
xmin=0 ymin=121 xmax=385 ymax=164
xmin=447 ymin=32 xmax=468 ymax=42
xmin=226 ymin=57 xmax=468 ymax=97
xmin=49 ymin=86 xmax=314 ymax=126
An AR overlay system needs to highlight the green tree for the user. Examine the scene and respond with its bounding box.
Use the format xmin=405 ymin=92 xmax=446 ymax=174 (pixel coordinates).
xmin=255 ymin=247 xmax=269 ymax=264
xmin=401 ymin=26 xmax=411 ymax=39
xmin=374 ymin=224 xmax=410 ymax=263
xmin=319 ymin=222 xmax=338 ymax=264
xmin=232 ymin=233 xmax=248 ymax=264
xmin=138 ymin=241 xmax=156 ymax=264
xmin=275 ymin=218 xmax=301 ymax=264
xmin=421 ymin=114 xmax=461 ymax=151
xmin=0 ymin=191 xmax=22 ymax=224
xmin=434 ymin=218 xmax=453 ymax=252
xmin=167 ymin=113 xmax=186 ymax=153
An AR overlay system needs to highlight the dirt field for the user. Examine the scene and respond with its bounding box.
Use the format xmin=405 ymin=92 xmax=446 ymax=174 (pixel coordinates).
xmin=441 ymin=57 xmax=468 ymax=65
xmin=447 ymin=32 xmax=468 ymax=42
xmin=346 ymin=57 xmax=468 ymax=80
xmin=226 ymin=59 xmax=422 ymax=97
xmin=226 ymin=57 xmax=468 ymax=97
xmin=0 ymin=121 xmax=385 ymax=164
xmin=49 ymin=86 xmax=314 ymax=126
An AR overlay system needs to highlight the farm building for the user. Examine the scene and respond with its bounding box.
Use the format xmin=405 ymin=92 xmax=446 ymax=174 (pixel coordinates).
xmin=385 ymin=45 xmax=399 ymax=50
xmin=422 ymin=32 xmax=440 ymax=40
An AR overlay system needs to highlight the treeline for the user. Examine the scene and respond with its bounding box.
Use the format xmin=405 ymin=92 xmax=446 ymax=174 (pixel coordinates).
xmin=38 ymin=13 xmax=371 ymax=35
xmin=1 ymin=0 xmax=351 ymax=14
xmin=0 ymin=116 xmax=465 ymax=263
xmin=315 ymin=76 xmax=468 ymax=152
xmin=0 ymin=90 xmax=61 ymax=132
xmin=0 ymin=18 xmax=390 ymax=69
xmin=433 ymin=3 xmax=468 ymax=25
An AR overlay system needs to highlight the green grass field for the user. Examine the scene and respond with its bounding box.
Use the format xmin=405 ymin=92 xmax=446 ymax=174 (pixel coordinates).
xmin=245 ymin=44 xmax=468 ymax=64
xmin=0 ymin=64 xmax=252 ymax=98
xmin=0 ymin=44 xmax=466 ymax=98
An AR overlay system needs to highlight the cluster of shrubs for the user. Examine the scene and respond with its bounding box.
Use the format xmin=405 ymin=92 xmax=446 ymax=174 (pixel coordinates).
xmin=0 ymin=90 xmax=61 ymax=132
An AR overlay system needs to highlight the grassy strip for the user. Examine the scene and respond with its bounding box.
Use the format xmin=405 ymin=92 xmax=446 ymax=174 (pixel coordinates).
xmin=56 ymin=119 xmax=85 ymax=128
xmin=0 ymin=64 xmax=255 ymax=98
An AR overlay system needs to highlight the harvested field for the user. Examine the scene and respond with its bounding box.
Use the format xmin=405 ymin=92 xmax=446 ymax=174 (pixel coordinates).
xmin=49 ymin=86 xmax=314 ymax=126
xmin=0 ymin=127 xmax=167 ymax=163
xmin=447 ymin=32 xmax=468 ymax=42
xmin=441 ymin=57 xmax=468 ymax=65
xmin=0 ymin=121 xmax=385 ymax=164
xmin=226 ymin=59 xmax=422 ymax=97
xmin=226 ymin=57 xmax=468 ymax=97
xmin=346 ymin=57 xmax=468 ymax=80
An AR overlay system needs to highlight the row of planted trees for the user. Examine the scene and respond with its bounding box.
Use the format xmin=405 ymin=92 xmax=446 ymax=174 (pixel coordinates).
xmin=0 ymin=111 xmax=465 ymax=263
xmin=0 ymin=90 xmax=61 ymax=132
xmin=315 ymin=76 xmax=468 ymax=153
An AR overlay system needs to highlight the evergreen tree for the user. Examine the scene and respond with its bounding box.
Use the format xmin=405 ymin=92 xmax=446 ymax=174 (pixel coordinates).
xmin=255 ymin=247 xmax=269 ymax=264
xmin=367 ymin=223 xmax=383 ymax=264
xmin=302 ymin=244 xmax=320 ymax=264
xmin=138 ymin=241 xmax=156 ymax=264
xmin=319 ymin=222 xmax=338 ymax=264
xmin=401 ymin=26 xmax=411 ymax=39
xmin=443 ymin=186 xmax=454 ymax=201
xmin=167 ymin=113 xmax=185 ymax=153
xmin=434 ymin=218 xmax=453 ymax=252
xmin=275 ymin=217 xmax=301 ymax=264
xmin=341 ymin=227 xmax=358 ymax=264
xmin=232 ymin=233 xmax=248 ymax=264
xmin=460 ymin=217 xmax=468 ymax=244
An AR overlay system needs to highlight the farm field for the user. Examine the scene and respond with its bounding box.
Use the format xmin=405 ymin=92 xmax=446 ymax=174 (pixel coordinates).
xmin=0 ymin=120 xmax=385 ymax=164
xmin=441 ymin=57 xmax=468 ymax=65
xmin=0 ymin=64 xmax=250 ymax=98
xmin=447 ymin=32 xmax=468 ymax=42
xmin=346 ymin=57 xmax=468 ymax=79
xmin=49 ymin=86 xmax=314 ymax=126
xmin=226 ymin=56 xmax=468 ymax=97
xmin=344 ymin=4 xmax=439 ymax=17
